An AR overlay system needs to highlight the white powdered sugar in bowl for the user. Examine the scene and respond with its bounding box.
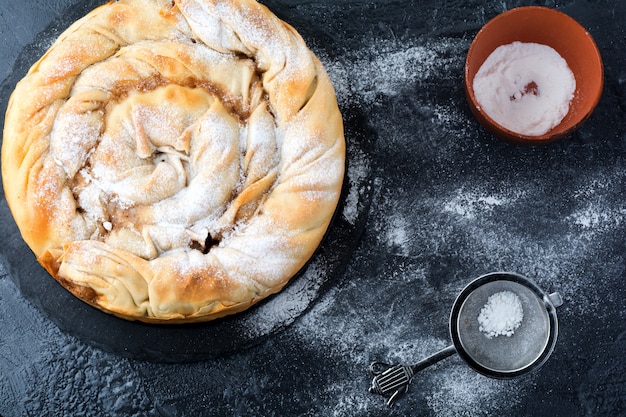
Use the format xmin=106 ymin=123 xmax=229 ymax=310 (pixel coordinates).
xmin=472 ymin=41 xmax=576 ymax=136
xmin=477 ymin=291 xmax=524 ymax=339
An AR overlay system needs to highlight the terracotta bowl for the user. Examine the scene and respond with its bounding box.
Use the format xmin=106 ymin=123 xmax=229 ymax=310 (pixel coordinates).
xmin=464 ymin=6 xmax=603 ymax=145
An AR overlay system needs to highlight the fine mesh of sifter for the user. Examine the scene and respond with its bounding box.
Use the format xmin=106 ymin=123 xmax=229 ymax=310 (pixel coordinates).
xmin=369 ymin=272 xmax=563 ymax=407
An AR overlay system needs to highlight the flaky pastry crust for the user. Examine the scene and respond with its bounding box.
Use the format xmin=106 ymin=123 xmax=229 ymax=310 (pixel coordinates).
xmin=2 ymin=0 xmax=345 ymax=323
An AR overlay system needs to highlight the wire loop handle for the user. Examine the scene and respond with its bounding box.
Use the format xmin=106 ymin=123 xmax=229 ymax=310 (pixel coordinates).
xmin=369 ymin=346 xmax=456 ymax=407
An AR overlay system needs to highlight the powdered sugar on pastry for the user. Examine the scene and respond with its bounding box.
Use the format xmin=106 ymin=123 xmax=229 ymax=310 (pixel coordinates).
xmin=1 ymin=0 xmax=345 ymax=323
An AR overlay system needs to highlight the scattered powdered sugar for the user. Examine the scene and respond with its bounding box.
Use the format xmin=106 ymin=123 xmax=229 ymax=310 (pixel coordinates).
xmin=569 ymin=203 xmax=625 ymax=230
xmin=318 ymin=36 xmax=468 ymax=108
xmin=293 ymin=25 xmax=624 ymax=415
xmin=567 ymin=171 xmax=626 ymax=234
xmin=239 ymin=257 xmax=328 ymax=338
xmin=425 ymin=366 xmax=524 ymax=416
xmin=385 ymin=212 xmax=411 ymax=256
xmin=342 ymin=146 xmax=371 ymax=225
xmin=297 ymin=30 xmax=607 ymax=414
xmin=477 ymin=291 xmax=524 ymax=339
xmin=443 ymin=187 xmax=515 ymax=220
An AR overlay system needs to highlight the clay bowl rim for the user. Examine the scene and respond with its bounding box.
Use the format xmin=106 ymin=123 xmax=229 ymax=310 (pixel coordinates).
xmin=464 ymin=6 xmax=604 ymax=146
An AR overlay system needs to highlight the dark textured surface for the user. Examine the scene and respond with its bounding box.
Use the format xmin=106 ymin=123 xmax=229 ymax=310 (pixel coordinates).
xmin=1 ymin=0 xmax=625 ymax=415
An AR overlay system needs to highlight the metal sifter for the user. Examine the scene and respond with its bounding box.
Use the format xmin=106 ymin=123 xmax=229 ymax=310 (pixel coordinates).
xmin=369 ymin=272 xmax=563 ymax=407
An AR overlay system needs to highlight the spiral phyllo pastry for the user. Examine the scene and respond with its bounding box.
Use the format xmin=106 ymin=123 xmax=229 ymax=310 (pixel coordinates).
xmin=2 ymin=0 xmax=345 ymax=322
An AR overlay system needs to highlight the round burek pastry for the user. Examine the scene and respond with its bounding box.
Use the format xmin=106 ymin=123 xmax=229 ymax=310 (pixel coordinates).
xmin=1 ymin=0 xmax=345 ymax=323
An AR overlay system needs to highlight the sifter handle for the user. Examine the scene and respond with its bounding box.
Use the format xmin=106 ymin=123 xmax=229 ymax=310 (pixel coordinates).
xmin=369 ymin=345 xmax=457 ymax=407
xmin=409 ymin=344 xmax=457 ymax=374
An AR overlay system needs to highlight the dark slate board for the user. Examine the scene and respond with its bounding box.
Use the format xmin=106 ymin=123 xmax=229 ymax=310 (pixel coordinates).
xmin=0 ymin=0 xmax=376 ymax=362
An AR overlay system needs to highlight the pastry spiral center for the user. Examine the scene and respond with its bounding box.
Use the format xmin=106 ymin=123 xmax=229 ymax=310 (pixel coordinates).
xmin=47 ymin=41 xmax=279 ymax=260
